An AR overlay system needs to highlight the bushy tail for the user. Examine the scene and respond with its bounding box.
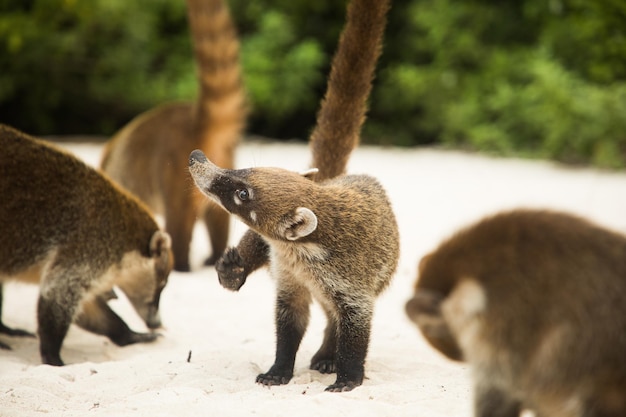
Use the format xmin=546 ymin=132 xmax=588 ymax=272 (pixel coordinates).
xmin=309 ymin=0 xmax=390 ymax=181
xmin=186 ymin=0 xmax=247 ymax=169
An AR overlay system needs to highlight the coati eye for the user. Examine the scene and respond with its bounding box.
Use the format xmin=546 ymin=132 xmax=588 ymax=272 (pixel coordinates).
xmin=236 ymin=189 xmax=249 ymax=201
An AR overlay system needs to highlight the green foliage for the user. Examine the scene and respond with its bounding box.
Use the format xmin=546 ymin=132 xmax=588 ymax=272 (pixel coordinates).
xmin=239 ymin=10 xmax=325 ymax=126
xmin=0 ymin=0 xmax=625 ymax=167
xmin=369 ymin=0 xmax=626 ymax=167
xmin=0 ymin=0 xmax=194 ymax=134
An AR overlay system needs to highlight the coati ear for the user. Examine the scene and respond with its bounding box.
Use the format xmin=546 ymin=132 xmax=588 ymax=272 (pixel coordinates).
xmin=299 ymin=168 xmax=319 ymax=180
xmin=150 ymin=231 xmax=173 ymax=272
xmin=282 ymin=207 xmax=318 ymax=241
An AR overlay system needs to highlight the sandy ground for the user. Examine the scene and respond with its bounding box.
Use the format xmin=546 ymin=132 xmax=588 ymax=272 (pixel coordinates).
xmin=2 ymin=139 xmax=625 ymax=416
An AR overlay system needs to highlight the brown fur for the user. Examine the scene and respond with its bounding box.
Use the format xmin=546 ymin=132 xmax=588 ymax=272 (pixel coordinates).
xmin=0 ymin=124 xmax=173 ymax=366
xmin=101 ymin=0 xmax=247 ymax=271
xmin=189 ymin=0 xmax=395 ymax=392
xmin=406 ymin=209 xmax=626 ymax=417
xmin=215 ymin=0 xmax=388 ymax=287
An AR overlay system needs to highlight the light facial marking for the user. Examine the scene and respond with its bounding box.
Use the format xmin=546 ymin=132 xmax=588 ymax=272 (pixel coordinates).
xmin=234 ymin=188 xmax=252 ymax=206
xmin=250 ymin=211 xmax=257 ymax=223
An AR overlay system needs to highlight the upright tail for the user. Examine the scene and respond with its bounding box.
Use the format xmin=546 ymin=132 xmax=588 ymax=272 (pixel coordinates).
xmin=213 ymin=0 xmax=391 ymax=288
xmin=309 ymin=0 xmax=390 ymax=181
xmin=186 ymin=0 xmax=247 ymax=169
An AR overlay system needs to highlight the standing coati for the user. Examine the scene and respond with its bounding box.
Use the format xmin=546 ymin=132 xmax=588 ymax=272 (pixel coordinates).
xmin=101 ymin=0 xmax=247 ymax=272
xmin=405 ymin=209 xmax=626 ymax=417
xmin=189 ymin=0 xmax=396 ymax=392
xmin=0 ymin=124 xmax=173 ymax=366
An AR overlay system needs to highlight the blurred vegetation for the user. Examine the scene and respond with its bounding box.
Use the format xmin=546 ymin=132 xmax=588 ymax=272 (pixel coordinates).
xmin=1 ymin=0 xmax=625 ymax=167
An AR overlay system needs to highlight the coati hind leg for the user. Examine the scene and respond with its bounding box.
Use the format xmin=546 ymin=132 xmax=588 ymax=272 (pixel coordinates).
xmin=310 ymin=304 xmax=338 ymax=374
xmin=202 ymin=202 xmax=230 ymax=266
xmin=75 ymin=294 xmax=159 ymax=347
xmin=257 ymin=281 xmax=312 ymax=386
xmin=326 ymin=295 xmax=374 ymax=392
xmin=0 ymin=284 xmax=35 ymax=350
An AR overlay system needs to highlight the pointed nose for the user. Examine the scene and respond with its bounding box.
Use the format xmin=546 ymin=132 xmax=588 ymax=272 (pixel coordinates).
xmin=189 ymin=149 xmax=208 ymax=166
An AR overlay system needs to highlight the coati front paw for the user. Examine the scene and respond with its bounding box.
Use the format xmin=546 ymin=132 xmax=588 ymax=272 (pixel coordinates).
xmin=256 ymin=367 xmax=293 ymax=386
xmin=110 ymin=330 xmax=160 ymax=347
xmin=216 ymin=248 xmax=247 ymax=291
xmin=0 ymin=323 xmax=35 ymax=349
xmin=0 ymin=323 xmax=35 ymax=338
xmin=310 ymin=359 xmax=336 ymax=374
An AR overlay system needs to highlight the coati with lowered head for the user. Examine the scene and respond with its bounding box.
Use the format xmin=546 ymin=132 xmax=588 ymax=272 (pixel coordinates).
xmin=0 ymin=124 xmax=173 ymax=366
xmin=101 ymin=0 xmax=247 ymax=272
xmin=189 ymin=0 xmax=397 ymax=392
xmin=405 ymin=209 xmax=626 ymax=417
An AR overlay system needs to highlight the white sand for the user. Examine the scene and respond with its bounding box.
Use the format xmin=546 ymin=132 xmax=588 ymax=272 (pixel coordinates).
xmin=2 ymin=140 xmax=625 ymax=416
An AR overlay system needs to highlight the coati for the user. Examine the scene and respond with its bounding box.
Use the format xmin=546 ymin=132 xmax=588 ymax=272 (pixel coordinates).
xmin=0 ymin=124 xmax=173 ymax=366
xmin=405 ymin=209 xmax=626 ymax=417
xmin=189 ymin=0 xmax=396 ymax=392
xmin=215 ymin=0 xmax=390 ymax=289
xmin=101 ymin=0 xmax=247 ymax=272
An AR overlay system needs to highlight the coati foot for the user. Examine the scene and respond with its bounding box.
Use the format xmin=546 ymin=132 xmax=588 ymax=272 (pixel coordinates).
xmin=256 ymin=368 xmax=293 ymax=386
xmin=216 ymin=248 xmax=247 ymax=291
xmin=325 ymin=380 xmax=360 ymax=393
xmin=0 ymin=323 xmax=35 ymax=338
xmin=310 ymin=359 xmax=336 ymax=374
xmin=41 ymin=351 xmax=65 ymax=366
xmin=0 ymin=323 xmax=35 ymax=349
xmin=110 ymin=330 xmax=160 ymax=347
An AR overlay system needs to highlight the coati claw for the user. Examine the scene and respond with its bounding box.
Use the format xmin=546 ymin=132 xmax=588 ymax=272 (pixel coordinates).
xmin=325 ymin=381 xmax=359 ymax=393
xmin=216 ymin=247 xmax=247 ymax=291
xmin=310 ymin=360 xmax=337 ymax=374
xmin=256 ymin=372 xmax=292 ymax=386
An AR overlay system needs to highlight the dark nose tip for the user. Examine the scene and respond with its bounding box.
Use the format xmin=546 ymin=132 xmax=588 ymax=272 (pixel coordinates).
xmin=189 ymin=149 xmax=208 ymax=166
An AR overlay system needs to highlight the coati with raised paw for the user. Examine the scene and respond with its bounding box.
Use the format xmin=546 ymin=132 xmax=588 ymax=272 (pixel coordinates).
xmin=215 ymin=0 xmax=390 ymax=290
xmin=101 ymin=0 xmax=247 ymax=272
xmin=405 ymin=209 xmax=626 ymax=417
xmin=189 ymin=0 xmax=397 ymax=392
xmin=0 ymin=124 xmax=173 ymax=366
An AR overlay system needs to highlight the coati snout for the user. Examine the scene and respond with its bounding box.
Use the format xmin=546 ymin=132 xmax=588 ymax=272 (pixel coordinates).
xmin=189 ymin=149 xmax=320 ymax=243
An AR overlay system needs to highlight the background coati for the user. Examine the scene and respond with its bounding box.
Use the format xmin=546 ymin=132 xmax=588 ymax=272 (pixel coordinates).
xmin=101 ymin=0 xmax=247 ymax=272
xmin=0 ymin=124 xmax=173 ymax=366
xmin=405 ymin=209 xmax=626 ymax=417
xmin=189 ymin=0 xmax=396 ymax=392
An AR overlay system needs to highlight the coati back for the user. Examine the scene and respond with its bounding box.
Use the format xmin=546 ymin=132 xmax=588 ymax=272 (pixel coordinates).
xmin=405 ymin=209 xmax=626 ymax=417
xmin=189 ymin=0 xmax=396 ymax=392
xmin=0 ymin=124 xmax=173 ymax=366
xmin=101 ymin=0 xmax=247 ymax=272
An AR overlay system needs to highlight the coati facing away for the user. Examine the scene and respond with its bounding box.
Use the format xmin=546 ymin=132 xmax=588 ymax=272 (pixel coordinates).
xmin=405 ymin=209 xmax=626 ymax=417
xmin=0 ymin=124 xmax=173 ymax=366
xmin=190 ymin=0 xmax=396 ymax=392
xmin=101 ymin=0 xmax=247 ymax=272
